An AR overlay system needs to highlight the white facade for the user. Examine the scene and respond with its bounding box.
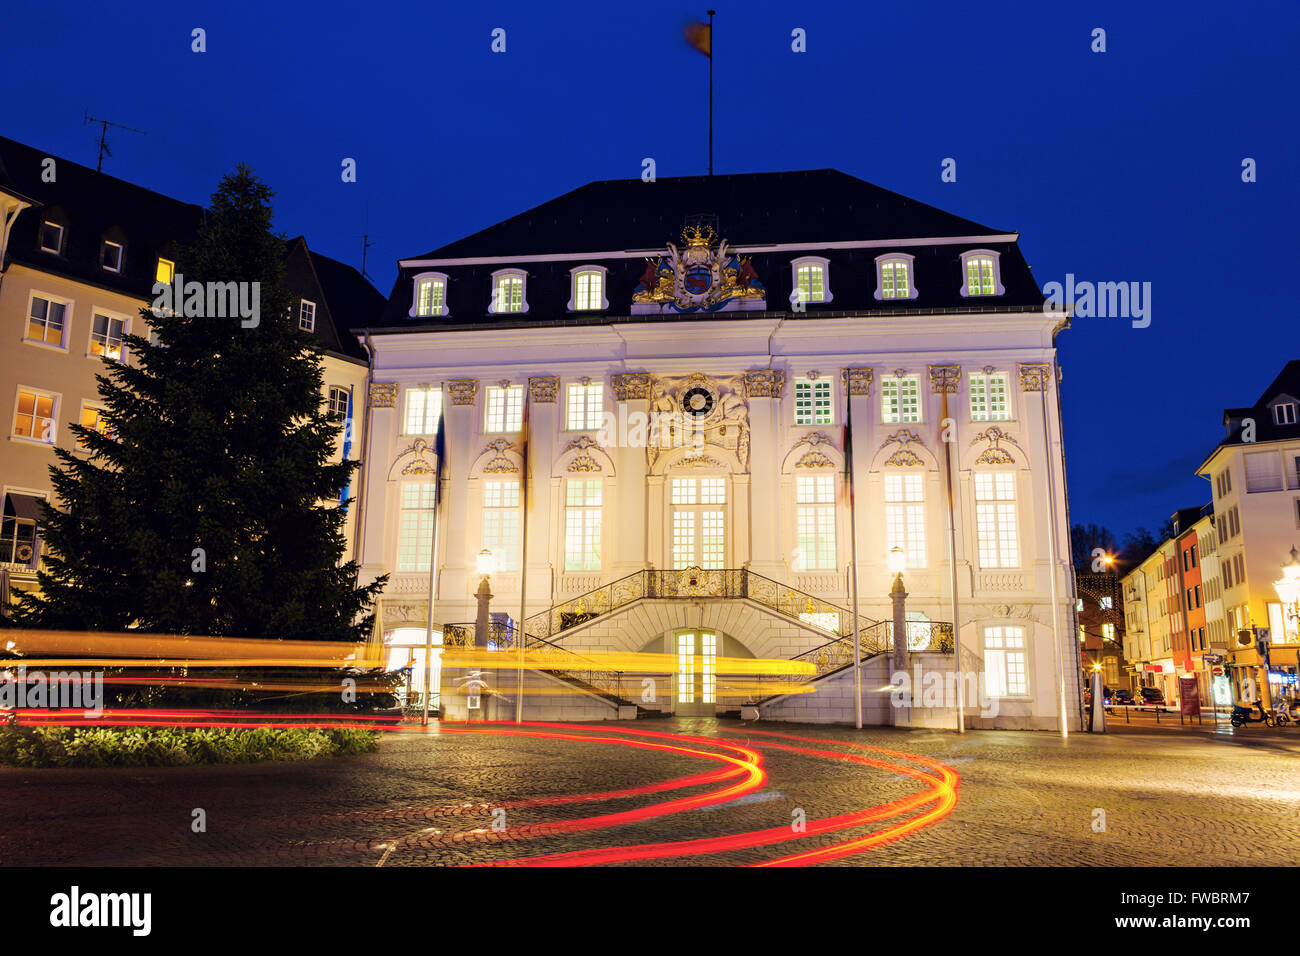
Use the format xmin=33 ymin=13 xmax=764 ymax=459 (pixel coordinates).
xmin=356 ymin=312 xmax=1080 ymax=730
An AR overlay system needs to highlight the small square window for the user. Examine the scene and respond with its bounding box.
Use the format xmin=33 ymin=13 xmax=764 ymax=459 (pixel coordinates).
xmin=794 ymin=379 xmax=833 ymax=426
xmin=39 ymin=222 xmax=63 ymax=254
xmin=156 ymin=258 xmax=175 ymax=284
xmin=90 ymin=313 xmax=126 ymax=361
xmin=327 ymin=386 xmax=350 ymax=421
xmin=27 ymin=295 xmax=68 ymax=347
xmin=13 ymin=387 xmax=58 ymax=443
xmin=1273 ymin=403 xmax=1296 ymax=426
xmin=101 ymin=240 xmax=123 ymax=273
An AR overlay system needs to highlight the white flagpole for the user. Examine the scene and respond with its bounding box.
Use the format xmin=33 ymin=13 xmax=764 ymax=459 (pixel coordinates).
xmin=847 ymin=390 xmax=862 ymax=729
xmin=421 ymin=384 xmax=444 ymax=728
xmin=516 ymin=392 xmax=529 ymax=724
xmin=942 ymin=388 xmax=965 ymax=733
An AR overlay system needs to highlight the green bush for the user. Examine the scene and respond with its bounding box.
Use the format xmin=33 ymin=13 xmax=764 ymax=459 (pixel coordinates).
xmin=0 ymin=725 xmax=379 ymax=768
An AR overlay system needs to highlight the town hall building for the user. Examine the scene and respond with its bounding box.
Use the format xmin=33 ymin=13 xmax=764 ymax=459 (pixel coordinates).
xmin=354 ymin=169 xmax=1080 ymax=730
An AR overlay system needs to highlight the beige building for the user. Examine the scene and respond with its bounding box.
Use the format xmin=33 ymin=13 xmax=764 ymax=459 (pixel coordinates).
xmin=0 ymin=136 xmax=379 ymax=602
xmin=1196 ymin=360 xmax=1300 ymax=706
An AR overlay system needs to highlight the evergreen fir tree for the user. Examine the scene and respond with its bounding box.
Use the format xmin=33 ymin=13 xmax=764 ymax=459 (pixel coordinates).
xmin=12 ymin=165 xmax=384 ymax=643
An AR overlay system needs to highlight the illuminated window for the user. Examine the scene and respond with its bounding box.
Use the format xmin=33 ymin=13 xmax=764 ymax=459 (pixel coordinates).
xmin=677 ymin=633 xmax=695 ymax=704
xmin=984 ymin=625 xmax=1028 ymax=696
xmin=671 ymin=477 xmax=726 ymax=569
xmin=298 ymin=299 xmax=316 ymax=332
xmin=566 ymin=381 xmax=604 ymax=431
xmin=485 ymin=385 xmax=524 ymax=432
xmin=1102 ymin=623 xmax=1116 ymax=641
xmin=974 ymin=472 xmax=1019 ymax=568
xmin=970 ymin=372 xmax=1010 ymax=421
xmin=875 ymin=255 xmax=915 ymax=300
xmin=790 ymin=257 xmax=831 ymax=305
xmin=12 ymin=387 xmax=57 ymax=443
xmin=27 ymin=294 xmax=68 ymax=347
xmin=404 ymin=387 xmax=443 ymax=435
xmin=1100 ymin=596 xmax=1113 ymax=610
xmin=397 ymin=482 xmax=437 ymax=573
xmin=413 ymin=274 xmax=448 ymax=318
xmin=701 ymin=631 xmax=717 ymax=704
xmin=885 ymin=473 xmax=926 ymax=568
xmin=960 ymin=250 xmax=1004 ymax=297
xmin=78 ymin=404 xmax=113 ymax=449
xmin=39 ymin=221 xmax=63 ymax=254
xmin=794 ymin=379 xmax=833 ymax=426
xmin=0 ymin=512 xmax=38 ymax=565
xmin=482 ymin=479 xmax=521 ymax=571
xmin=490 ymin=270 xmax=527 ymax=314
xmin=569 ymin=267 xmax=608 ymax=312
xmin=881 ymin=375 xmax=920 ymax=423
xmin=564 ymin=479 xmax=602 ymax=571
xmin=156 ymin=258 xmax=175 ymax=284
xmin=796 ymin=474 xmax=836 ymax=570
xmin=89 ymin=312 xmax=126 ymax=361
xmin=100 ymin=240 xmax=123 ymax=273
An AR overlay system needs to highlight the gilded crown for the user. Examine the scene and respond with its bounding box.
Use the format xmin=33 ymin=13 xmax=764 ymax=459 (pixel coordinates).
xmin=682 ymin=224 xmax=716 ymax=249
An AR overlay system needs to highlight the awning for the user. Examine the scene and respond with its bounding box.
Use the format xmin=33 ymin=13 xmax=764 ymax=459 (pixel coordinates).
xmin=3 ymin=493 xmax=44 ymax=522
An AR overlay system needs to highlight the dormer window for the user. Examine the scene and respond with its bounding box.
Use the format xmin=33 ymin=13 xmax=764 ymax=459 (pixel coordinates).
xmin=960 ymin=250 xmax=1004 ymax=297
xmin=100 ymin=239 xmax=124 ymax=273
xmin=298 ymin=299 xmax=316 ymax=332
xmin=156 ymin=257 xmax=175 ymax=284
xmin=790 ymin=257 xmax=832 ymax=305
xmin=568 ymin=266 xmax=608 ymax=312
xmin=875 ymin=254 xmax=916 ymax=301
xmin=412 ymin=272 xmax=449 ymax=318
xmin=1273 ymin=402 xmax=1297 ymax=426
xmin=39 ymin=221 xmax=64 ymax=255
xmin=490 ymin=269 xmax=527 ymax=314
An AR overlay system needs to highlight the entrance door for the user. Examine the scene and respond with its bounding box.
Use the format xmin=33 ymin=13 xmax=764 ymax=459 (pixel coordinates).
xmin=675 ymin=630 xmax=718 ymax=715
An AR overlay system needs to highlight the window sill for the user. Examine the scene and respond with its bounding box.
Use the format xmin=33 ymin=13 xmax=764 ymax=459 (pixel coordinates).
xmin=8 ymin=434 xmax=56 ymax=447
xmin=22 ymin=338 xmax=69 ymax=354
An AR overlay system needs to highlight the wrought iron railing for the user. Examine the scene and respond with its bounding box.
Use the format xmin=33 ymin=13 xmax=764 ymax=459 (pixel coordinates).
xmin=442 ymin=620 xmax=628 ymax=704
xmin=522 ymin=567 xmax=877 ymax=645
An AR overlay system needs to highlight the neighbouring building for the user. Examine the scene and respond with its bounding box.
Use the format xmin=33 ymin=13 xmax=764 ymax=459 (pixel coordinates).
xmin=0 ymin=136 xmax=381 ymax=603
xmin=1196 ymin=360 xmax=1300 ymax=706
xmin=1121 ymin=505 xmax=1230 ymax=707
xmin=1075 ymin=569 xmax=1126 ymax=691
xmin=354 ymin=169 xmax=1080 ymax=730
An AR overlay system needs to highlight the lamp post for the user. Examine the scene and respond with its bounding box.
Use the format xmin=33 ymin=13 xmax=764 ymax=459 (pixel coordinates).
xmin=470 ymin=549 xmax=494 ymax=720
xmin=888 ymin=545 xmax=908 ymax=678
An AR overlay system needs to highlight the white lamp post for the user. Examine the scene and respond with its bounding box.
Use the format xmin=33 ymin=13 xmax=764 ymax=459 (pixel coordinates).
xmin=470 ymin=549 xmax=494 ymax=719
xmin=888 ymin=546 xmax=908 ymax=679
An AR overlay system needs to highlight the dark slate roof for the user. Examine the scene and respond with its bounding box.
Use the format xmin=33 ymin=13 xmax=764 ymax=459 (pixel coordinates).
xmin=375 ymin=169 xmax=1046 ymax=329
xmin=282 ymin=237 xmax=380 ymax=362
xmin=0 ymin=135 xmax=205 ymax=299
xmin=1203 ymin=360 xmax=1300 ymax=465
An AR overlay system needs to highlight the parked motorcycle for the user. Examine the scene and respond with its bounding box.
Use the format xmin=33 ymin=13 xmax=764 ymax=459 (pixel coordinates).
xmin=1230 ymin=700 xmax=1275 ymax=728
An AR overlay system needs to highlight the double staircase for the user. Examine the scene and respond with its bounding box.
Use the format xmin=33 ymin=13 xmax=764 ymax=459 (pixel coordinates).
xmin=440 ymin=567 xmax=954 ymax=714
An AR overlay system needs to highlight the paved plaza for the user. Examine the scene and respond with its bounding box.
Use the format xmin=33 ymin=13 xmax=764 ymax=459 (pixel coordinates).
xmin=1 ymin=719 xmax=1296 ymax=867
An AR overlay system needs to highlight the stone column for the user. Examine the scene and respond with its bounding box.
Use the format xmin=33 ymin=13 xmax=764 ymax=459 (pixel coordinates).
xmin=842 ymin=368 xmax=874 ymax=604
xmin=442 ymin=379 xmax=478 ymax=604
xmin=744 ymin=370 xmax=785 ymax=579
xmin=525 ymin=376 xmax=559 ymax=612
xmin=359 ymin=382 xmax=397 ymax=586
xmin=610 ymin=373 xmax=651 ymax=577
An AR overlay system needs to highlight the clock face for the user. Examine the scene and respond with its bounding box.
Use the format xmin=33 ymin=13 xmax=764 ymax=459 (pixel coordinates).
xmin=682 ymin=386 xmax=715 ymax=418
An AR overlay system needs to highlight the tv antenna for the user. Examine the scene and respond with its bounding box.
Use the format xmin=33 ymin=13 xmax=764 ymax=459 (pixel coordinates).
xmin=361 ymin=233 xmax=376 ymax=278
xmin=84 ymin=111 xmax=147 ymax=172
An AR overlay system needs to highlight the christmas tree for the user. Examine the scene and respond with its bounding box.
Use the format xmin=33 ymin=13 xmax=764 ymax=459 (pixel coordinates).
xmin=12 ymin=165 xmax=385 ymax=645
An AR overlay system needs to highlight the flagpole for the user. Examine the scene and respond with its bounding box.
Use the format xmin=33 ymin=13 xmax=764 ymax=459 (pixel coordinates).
xmin=847 ymin=390 xmax=862 ymax=729
xmin=516 ymin=391 xmax=530 ymax=724
xmin=707 ymin=9 xmax=715 ymax=177
xmin=941 ymin=389 xmax=965 ymax=733
xmin=421 ymin=384 xmax=446 ymax=728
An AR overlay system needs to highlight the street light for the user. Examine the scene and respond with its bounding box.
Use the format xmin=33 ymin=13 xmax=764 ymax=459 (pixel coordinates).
xmin=888 ymin=546 xmax=907 ymax=679
xmin=477 ymin=548 xmax=496 ymax=581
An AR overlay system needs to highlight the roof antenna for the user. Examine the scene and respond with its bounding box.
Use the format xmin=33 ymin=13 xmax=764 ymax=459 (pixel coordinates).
xmin=361 ymin=233 xmax=375 ymax=278
xmin=84 ymin=111 xmax=146 ymax=172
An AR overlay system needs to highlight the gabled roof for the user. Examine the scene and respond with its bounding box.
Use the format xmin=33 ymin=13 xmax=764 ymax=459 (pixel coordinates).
xmin=413 ymin=169 xmax=1010 ymax=260
xmin=283 ymin=237 xmax=383 ymax=362
xmin=0 ymin=135 xmax=205 ymax=298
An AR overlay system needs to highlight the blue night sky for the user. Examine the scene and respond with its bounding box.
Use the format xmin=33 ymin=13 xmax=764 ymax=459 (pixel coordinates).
xmin=5 ymin=0 xmax=1297 ymax=556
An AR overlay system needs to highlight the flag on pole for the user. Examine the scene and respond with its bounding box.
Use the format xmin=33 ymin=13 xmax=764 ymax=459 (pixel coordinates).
xmin=684 ymin=20 xmax=712 ymax=56
xmin=432 ymin=396 xmax=446 ymax=507
xmin=842 ymin=390 xmax=854 ymax=504
xmin=515 ymin=387 xmax=531 ymax=723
